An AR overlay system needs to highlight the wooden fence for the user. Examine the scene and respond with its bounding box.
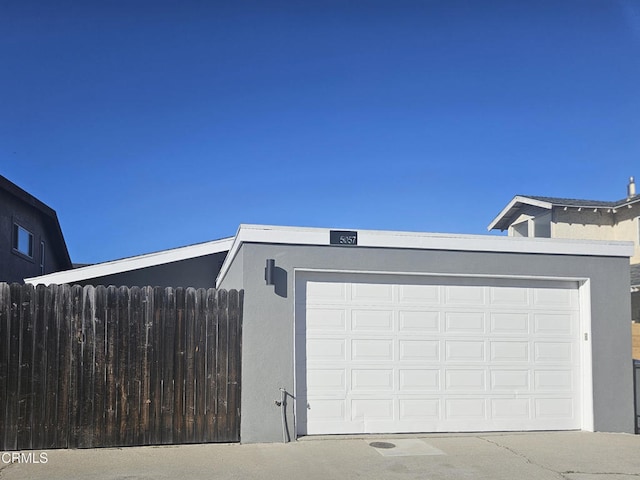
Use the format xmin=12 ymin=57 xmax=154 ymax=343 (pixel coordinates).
xmin=0 ymin=283 xmax=243 ymax=450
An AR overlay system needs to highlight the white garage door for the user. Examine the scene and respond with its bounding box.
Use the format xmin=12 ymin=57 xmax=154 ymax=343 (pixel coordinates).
xmin=295 ymin=274 xmax=583 ymax=435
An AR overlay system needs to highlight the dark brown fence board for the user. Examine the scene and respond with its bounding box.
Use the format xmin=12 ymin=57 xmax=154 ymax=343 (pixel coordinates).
xmin=184 ymin=288 xmax=196 ymax=442
xmin=0 ymin=283 xmax=242 ymax=450
xmin=117 ymin=286 xmax=130 ymax=445
xmin=42 ymin=284 xmax=57 ymax=448
xmin=93 ymin=286 xmax=107 ymax=448
xmin=105 ymin=286 xmax=118 ymax=447
xmin=17 ymin=284 xmax=34 ymax=449
xmin=6 ymin=284 xmax=22 ymax=450
xmin=55 ymin=285 xmax=71 ymax=448
xmin=173 ymin=288 xmax=186 ymax=444
xmin=160 ymin=287 xmax=175 ymax=444
xmin=194 ymin=288 xmax=207 ymax=443
xmin=31 ymin=285 xmax=47 ymax=449
xmin=0 ymin=284 xmax=11 ymax=449
xmin=150 ymin=287 xmax=163 ymax=444
xmin=140 ymin=287 xmax=153 ymax=444
xmin=215 ymin=289 xmax=229 ymax=442
xmin=204 ymin=288 xmax=218 ymax=442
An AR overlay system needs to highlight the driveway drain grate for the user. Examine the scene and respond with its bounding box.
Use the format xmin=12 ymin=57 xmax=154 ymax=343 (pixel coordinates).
xmin=369 ymin=441 xmax=396 ymax=449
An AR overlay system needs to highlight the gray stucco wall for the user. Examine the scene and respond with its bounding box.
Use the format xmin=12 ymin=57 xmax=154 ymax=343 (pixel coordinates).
xmin=219 ymin=243 xmax=633 ymax=443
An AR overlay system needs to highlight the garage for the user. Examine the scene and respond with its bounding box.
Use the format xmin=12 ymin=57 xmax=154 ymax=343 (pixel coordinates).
xmin=295 ymin=273 xmax=585 ymax=435
xmin=216 ymin=224 xmax=633 ymax=443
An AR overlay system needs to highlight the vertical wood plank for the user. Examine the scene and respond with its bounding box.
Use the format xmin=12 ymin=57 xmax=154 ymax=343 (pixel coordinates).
xmin=215 ymin=289 xmax=229 ymax=442
xmin=173 ymin=288 xmax=186 ymax=444
xmin=161 ymin=287 xmax=175 ymax=444
xmin=149 ymin=287 xmax=164 ymax=445
xmin=55 ymin=285 xmax=71 ymax=448
xmin=0 ymin=283 xmax=11 ymax=450
xmin=184 ymin=288 xmax=196 ymax=443
xmin=17 ymin=284 xmax=34 ymax=450
xmin=104 ymin=286 xmax=118 ymax=447
xmin=204 ymin=288 xmax=218 ymax=442
xmin=228 ymin=290 xmax=242 ymax=442
xmin=42 ymin=284 xmax=58 ymax=449
xmin=77 ymin=286 xmax=96 ymax=448
xmin=31 ymin=284 xmax=48 ymax=449
xmin=68 ymin=285 xmax=83 ymax=448
xmin=140 ymin=286 xmax=153 ymax=444
xmin=117 ymin=286 xmax=130 ymax=445
xmin=128 ymin=286 xmax=141 ymax=445
xmin=194 ymin=288 xmax=207 ymax=443
xmin=93 ymin=286 xmax=107 ymax=447
xmin=5 ymin=284 xmax=22 ymax=450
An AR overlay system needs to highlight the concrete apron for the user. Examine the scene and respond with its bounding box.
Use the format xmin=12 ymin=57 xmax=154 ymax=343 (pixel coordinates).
xmin=2 ymin=431 xmax=640 ymax=480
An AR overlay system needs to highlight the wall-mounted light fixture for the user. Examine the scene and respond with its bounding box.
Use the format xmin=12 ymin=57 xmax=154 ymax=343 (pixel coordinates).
xmin=265 ymin=259 xmax=276 ymax=285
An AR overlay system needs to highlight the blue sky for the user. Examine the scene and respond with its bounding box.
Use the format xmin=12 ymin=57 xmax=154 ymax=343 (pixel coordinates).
xmin=2 ymin=1 xmax=639 ymax=264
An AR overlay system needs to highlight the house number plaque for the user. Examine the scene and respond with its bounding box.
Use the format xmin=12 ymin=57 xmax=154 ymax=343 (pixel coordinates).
xmin=330 ymin=230 xmax=358 ymax=246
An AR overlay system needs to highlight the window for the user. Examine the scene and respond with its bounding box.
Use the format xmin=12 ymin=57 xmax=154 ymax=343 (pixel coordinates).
xmin=40 ymin=241 xmax=45 ymax=274
xmin=13 ymin=223 xmax=34 ymax=258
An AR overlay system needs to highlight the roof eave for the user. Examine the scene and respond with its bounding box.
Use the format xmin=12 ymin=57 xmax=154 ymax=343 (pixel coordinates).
xmin=25 ymin=237 xmax=234 ymax=286
xmin=487 ymin=196 xmax=553 ymax=231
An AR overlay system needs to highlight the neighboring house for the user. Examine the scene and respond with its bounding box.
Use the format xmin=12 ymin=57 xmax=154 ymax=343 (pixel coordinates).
xmin=27 ymin=224 xmax=635 ymax=442
xmin=0 ymin=175 xmax=72 ymax=283
xmin=488 ymin=177 xmax=640 ymax=262
xmin=488 ymin=177 xmax=640 ymax=323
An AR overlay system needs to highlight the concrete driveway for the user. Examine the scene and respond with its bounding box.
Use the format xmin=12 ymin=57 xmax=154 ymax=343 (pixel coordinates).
xmin=1 ymin=431 xmax=639 ymax=480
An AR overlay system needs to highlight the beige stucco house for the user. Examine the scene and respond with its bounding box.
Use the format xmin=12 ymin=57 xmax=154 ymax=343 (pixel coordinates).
xmin=489 ymin=177 xmax=640 ymax=353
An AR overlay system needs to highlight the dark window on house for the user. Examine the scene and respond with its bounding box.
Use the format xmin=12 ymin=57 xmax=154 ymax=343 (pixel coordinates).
xmin=40 ymin=241 xmax=45 ymax=274
xmin=13 ymin=224 xmax=34 ymax=258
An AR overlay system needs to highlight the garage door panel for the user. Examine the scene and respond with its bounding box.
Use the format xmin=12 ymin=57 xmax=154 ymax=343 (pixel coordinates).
xmin=351 ymin=283 xmax=393 ymax=303
xmin=445 ymin=285 xmax=485 ymax=305
xmin=490 ymin=286 xmax=530 ymax=306
xmin=399 ymin=369 xmax=440 ymax=391
xmin=307 ymin=338 xmax=346 ymax=361
xmin=445 ymin=398 xmax=486 ymax=418
xmin=533 ymin=288 xmax=576 ymax=308
xmin=490 ymin=341 xmax=529 ymax=362
xmin=306 ymin=282 xmax=347 ymax=303
xmin=490 ymin=312 xmax=529 ymax=333
xmin=534 ymin=313 xmax=575 ymax=335
xmin=445 ymin=312 xmax=485 ymax=332
xmin=398 ymin=285 xmax=440 ymax=304
xmin=445 ymin=341 xmax=485 ymax=361
xmin=351 ymin=309 xmax=393 ymax=331
xmin=534 ymin=370 xmax=574 ymax=390
xmin=399 ymin=340 xmax=439 ymax=361
xmin=351 ymin=339 xmax=393 ymax=361
xmin=491 ymin=398 xmax=530 ymax=418
xmin=299 ymin=276 xmax=582 ymax=435
xmin=352 ymin=399 xmax=394 ymax=420
xmin=351 ymin=369 xmax=394 ymax=391
xmin=306 ymin=308 xmax=346 ymax=331
xmin=399 ymin=398 xmax=440 ymax=419
xmin=534 ymin=342 xmax=574 ymax=362
xmin=445 ymin=369 xmax=486 ymax=390
xmin=398 ymin=310 xmax=440 ymax=332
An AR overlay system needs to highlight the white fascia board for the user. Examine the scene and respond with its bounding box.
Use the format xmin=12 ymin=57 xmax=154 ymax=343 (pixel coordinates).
xmin=215 ymin=224 xmax=634 ymax=287
xmin=487 ymin=196 xmax=553 ymax=231
xmin=26 ymin=237 xmax=235 ymax=286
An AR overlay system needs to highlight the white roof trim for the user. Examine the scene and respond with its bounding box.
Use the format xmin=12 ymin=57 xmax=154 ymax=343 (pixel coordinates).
xmin=487 ymin=195 xmax=553 ymax=231
xmin=215 ymin=224 xmax=634 ymax=288
xmin=25 ymin=237 xmax=234 ymax=286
